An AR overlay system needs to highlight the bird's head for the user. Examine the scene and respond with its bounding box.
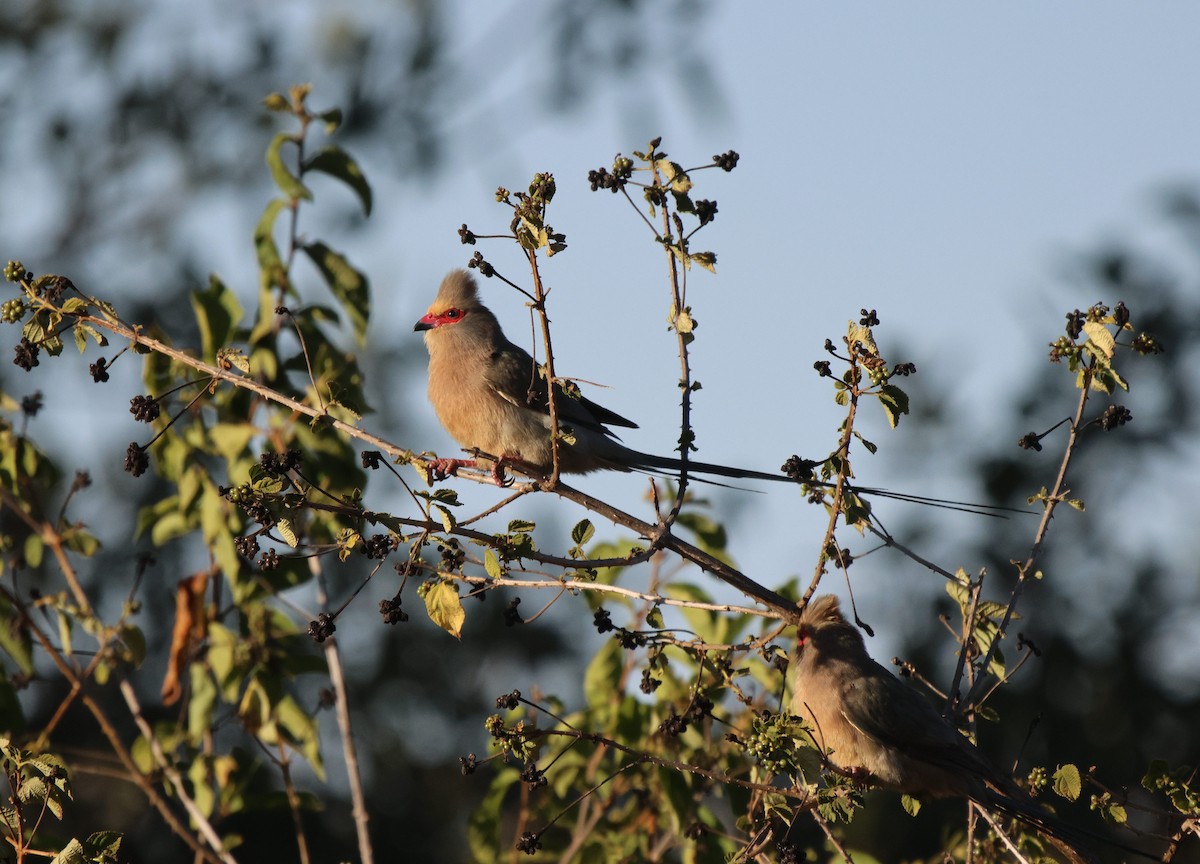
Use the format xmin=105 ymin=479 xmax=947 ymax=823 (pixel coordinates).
xmin=414 ymin=269 xmax=484 ymax=333
xmin=796 ymin=594 xmax=866 ymax=661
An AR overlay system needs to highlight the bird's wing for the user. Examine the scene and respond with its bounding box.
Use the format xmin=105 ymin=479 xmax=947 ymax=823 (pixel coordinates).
xmin=839 ymin=662 xmax=996 ymax=780
xmin=483 ymin=339 xmax=638 ymax=434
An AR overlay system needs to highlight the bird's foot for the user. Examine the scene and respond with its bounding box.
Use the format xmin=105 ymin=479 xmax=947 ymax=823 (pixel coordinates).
xmin=843 ymin=766 xmax=872 ymax=788
xmin=429 ymin=457 xmax=475 ymax=481
xmin=490 ymin=457 xmax=517 ymax=487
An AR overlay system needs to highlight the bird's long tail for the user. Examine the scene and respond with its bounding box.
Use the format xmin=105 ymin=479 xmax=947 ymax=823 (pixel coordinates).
xmin=983 ymin=785 xmax=1158 ymax=864
xmin=624 ymin=451 xmax=1021 ymax=517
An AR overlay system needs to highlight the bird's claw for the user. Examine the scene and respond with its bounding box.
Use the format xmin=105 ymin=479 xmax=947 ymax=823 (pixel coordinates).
xmin=428 ymin=457 xmax=474 ymax=482
xmin=490 ymin=458 xmax=515 ymax=487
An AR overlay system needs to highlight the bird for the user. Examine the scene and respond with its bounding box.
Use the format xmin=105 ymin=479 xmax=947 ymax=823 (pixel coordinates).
xmin=790 ymin=594 xmax=1099 ymax=864
xmin=413 ymin=269 xmax=1013 ymax=513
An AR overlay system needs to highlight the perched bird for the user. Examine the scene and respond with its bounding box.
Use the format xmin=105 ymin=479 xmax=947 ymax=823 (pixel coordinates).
xmin=790 ymin=594 xmax=1098 ymax=864
xmin=413 ymin=269 xmax=1010 ymax=513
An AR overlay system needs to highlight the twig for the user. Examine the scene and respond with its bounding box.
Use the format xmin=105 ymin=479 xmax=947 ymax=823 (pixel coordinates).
xmin=118 ymin=679 xmax=239 ymax=864
xmin=311 ymin=556 xmax=374 ymax=864
xmin=963 ymin=376 xmax=1093 ymax=710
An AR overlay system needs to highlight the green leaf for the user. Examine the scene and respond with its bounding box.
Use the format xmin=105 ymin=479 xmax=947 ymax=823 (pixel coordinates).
xmin=316 ymin=107 xmax=343 ymax=134
xmin=433 ymin=504 xmax=455 ymax=532
xmin=302 ymin=241 xmax=370 ymax=345
xmin=188 ymin=665 xmax=218 ymax=744
xmin=191 ymin=275 xmax=244 ymax=361
xmin=468 ymin=767 xmax=520 ymax=863
xmin=583 ymin=637 xmax=623 ymax=712
xmin=484 ymin=549 xmax=504 ymax=580
xmin=423 ymin=581 xmax=465 ymax=639
xmin=303 ymin=146 xmax=372 ymax=216
xmin=83 ymin=831 xmax=123 ymax=860
xmin=877 ymin=384 xmax=910 ymax=429
xmin=1082 ymin=321 xmax=1115 ymax=358
xmin=1053 ymin=763 xmax=1082 ymax=801
xmin=265 ymin=133 xmax=312 ymax=200
xmin=254 ymin=199 xmax=288 ymax=293
xmin=276 ymin=519 xmax=299 ymax=548
xmin=50 ymin=838 xmax=86 ymax=864
xmin=900 ymin=794 xmax=921 ymax=816
xmin=570 ymin=519 xmax=595 ymax=546
xmin=690 ymin=250 xmax=717 ymax=273
xmin=0 ymin=595 xmax=34 ymax=675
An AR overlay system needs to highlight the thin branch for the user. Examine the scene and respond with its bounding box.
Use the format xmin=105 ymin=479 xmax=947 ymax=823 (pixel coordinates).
xmin=311 ymin=557 xmax=374 ymax=864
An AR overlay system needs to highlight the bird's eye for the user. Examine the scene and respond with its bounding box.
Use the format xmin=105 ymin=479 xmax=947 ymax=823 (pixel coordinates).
xmin=444 ymin=309 xmax=460 ymax=319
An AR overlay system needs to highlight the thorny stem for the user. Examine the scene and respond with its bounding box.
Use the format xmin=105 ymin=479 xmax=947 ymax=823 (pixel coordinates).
xmin=310 ymin=557 xmax=374 ymax=864
xmin=527 ymin=727 xmax=817 ymax=803
xmin=812 ymin=810 xmax=856 ymax=863
xmin=803 ymin=366 xmax=860 ymax=607
xmin=947 ymin=573 xmax=984 ymax=716
xmin=526 ymin=257 xmax=562 ymax=485
xmin=275 ymin=741 xmax=312 ymax=864
xmin=963 ymin=364 xmax=1094 ymax=710
xmin=117 ymin=679 xmax=239 ymax=864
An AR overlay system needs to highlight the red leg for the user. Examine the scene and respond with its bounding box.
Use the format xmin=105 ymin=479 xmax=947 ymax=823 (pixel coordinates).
xmin=428 ymin=457 xmax=475 ymax=481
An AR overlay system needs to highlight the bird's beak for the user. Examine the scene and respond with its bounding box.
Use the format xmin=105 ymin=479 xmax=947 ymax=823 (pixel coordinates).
xmin=413 ymin=315 xmax=435 ymax=332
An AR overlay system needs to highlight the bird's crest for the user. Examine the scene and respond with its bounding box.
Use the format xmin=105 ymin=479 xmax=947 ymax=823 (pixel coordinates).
xmin=801 ymin=594 xmax=845 ymax=628
xmin=429 ymin=269 xmax=482 ymax=315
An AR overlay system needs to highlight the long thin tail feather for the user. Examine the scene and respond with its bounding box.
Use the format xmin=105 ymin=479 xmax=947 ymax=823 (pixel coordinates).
xmin=627 ymin=452 xmax=1024 ymax=517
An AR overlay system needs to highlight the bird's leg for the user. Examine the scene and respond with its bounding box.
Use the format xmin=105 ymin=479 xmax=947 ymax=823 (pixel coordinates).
xmin=429 ymin=457 xmax=476 ymax=481
xmin=490 ymin=458 xmax=514 ymax=487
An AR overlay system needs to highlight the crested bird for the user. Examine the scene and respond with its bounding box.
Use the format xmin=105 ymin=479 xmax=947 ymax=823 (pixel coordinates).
xmin=790 ymin=594 xmax=1100 ymax=864
xmin=413 ymin=269 xmax=1013 ymax=513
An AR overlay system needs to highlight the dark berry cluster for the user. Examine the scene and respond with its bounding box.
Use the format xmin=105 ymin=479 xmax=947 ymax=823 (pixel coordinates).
xmin=712 ymin=150 xmax=739 ymax=171
xmin=515 ymin=832 xmax=541 ymax=855
xmin=308 ymin=612 xmax=336 ymax=642
xmin=495 ymin=690 xmax=521 ymax=711
xmin=458 ymin=223 xmax=476 ymax=245
xmin=129 ymin=395 xmax=161 ymax=422
xmin=379 ymin=595 xmax=409 ymax=624
xmin=639 ymin=668 xmax=661 ymax=694
xmin=593 ymin=608 xmax=614 ymax=633
xmin=587 ymin=166 xmax=623 ymax=193
xmin=259 ymin=449 xmax=300 ymax=476
xmin=124 ymin=443 xmax=149 ymax=477
xmin=694 ymin=199 xmax=717 ymax=226
xmin=1100 ymin=404 xmax=1132 ymax=431
xmin=781 ymin=455 xmax=817 ymax=482
xmin=437 ymin=537 xmax=465 ymax=570
xmin=519 ymin=761 xmax=546 ymax=789
xmin=89 ymin=357 xmax=110 ymax=382
xmin=362 ymin=533 xmax=396 ymax=560
xmin=13 ymin=338 xmax=38 ymax=371
xmin=235 ymin=535 xmax=261 ymax=559
xmin=659 ymin=710 xmax=688 ymax=737
xmin=467 ymin=251 xmax=494 ymax=277
xmin=503 ymin=597 xmax=523 ymax=626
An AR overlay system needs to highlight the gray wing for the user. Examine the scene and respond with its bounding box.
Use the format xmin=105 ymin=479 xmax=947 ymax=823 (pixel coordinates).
xmin=483 ymin=338 xmax=638 ymax=434
xmin=838 ymin=660 xmax=998 ymax=782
